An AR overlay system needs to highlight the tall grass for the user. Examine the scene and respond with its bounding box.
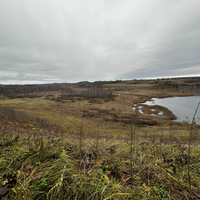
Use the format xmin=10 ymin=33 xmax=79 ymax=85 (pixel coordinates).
xmin=0 ymin=102 xmax=200 ymax=199
xmin=187 ymin=101 xmax=200 ymax=200
xmin=1 ymin=127 xmax=200 ymax=199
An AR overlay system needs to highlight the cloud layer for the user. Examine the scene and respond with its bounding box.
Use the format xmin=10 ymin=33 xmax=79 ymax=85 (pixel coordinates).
xmin=0 ymin=0 xmax=200 ymax=84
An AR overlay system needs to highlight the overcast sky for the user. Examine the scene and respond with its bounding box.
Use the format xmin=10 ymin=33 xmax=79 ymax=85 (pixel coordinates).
xmin=0 ymin=0 xmax=200 ymax=84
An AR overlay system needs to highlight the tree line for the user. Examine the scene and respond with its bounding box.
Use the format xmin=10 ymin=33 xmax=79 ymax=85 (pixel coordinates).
xmin=0 ymin=85 xmax=114 ymax=99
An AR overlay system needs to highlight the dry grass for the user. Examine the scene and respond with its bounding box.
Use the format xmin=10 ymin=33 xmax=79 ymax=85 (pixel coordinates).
xmin=0 ymin=80 xmax=199 ymax=199
xmin=0 ymin=88 xmax=199 ymax=142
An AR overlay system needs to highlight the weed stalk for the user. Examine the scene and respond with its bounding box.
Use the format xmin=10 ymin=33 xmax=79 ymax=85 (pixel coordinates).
xmin=188 ymin=101 xmax=200 ymax=200
xmin=96 ymin=121 xmax=100 ymax=151
xmin=130 ymin=118 xmax=133 ymax=190
xmin=79 ymin=113 xmax=84 ymax=152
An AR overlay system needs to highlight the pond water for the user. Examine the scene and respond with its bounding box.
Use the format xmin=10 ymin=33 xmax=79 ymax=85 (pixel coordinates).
xmin=143 ymin=96 xmax=200 ymax=123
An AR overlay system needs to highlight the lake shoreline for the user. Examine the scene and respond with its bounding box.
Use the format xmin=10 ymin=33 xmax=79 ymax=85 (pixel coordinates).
xmin=133 ymin=95 xmax=200 ymax=124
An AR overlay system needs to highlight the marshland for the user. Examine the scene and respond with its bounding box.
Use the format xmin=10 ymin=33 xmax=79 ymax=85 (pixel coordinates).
xmin=0 ymin=77 xmax=200 ymax=199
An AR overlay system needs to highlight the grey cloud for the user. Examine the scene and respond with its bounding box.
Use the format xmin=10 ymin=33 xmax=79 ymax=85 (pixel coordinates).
xmin=0 ymin=0 xmax=200 ymax=84
xmin=0 ymin=72 xmax=58 ymax=84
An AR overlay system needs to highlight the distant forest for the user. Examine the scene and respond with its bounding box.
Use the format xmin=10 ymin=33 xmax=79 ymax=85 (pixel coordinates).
xmin=0 ymin=77 xmax=200 ymax=98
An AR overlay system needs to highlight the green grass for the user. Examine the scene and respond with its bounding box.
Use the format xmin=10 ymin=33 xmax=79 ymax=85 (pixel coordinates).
xmin=0 ymin=121 xmax=200 ymax=200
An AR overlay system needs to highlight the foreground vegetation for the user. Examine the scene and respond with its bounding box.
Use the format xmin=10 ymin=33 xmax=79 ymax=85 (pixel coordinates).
xmin=0 ymin=115 xmax=200 ymax=199
xmin=0 ymin=77 xmax=200 ymax=199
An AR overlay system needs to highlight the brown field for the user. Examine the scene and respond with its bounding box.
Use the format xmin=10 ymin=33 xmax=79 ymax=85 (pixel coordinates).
xmin=0 ymin=78 xmax=200 ymax=199
xmin=1 ymin=80 xmax=199 ymax=142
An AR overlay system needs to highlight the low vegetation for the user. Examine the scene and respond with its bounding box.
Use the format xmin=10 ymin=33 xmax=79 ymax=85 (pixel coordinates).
xmin=0 ymin=121 xmax=200 ymax=199
xmin=0 ymin=77 xmax=200 ymax=199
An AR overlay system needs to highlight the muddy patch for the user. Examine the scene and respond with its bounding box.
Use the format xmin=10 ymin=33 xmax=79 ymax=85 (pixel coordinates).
xmin=133 ymin=104 xmax=176 ymax=120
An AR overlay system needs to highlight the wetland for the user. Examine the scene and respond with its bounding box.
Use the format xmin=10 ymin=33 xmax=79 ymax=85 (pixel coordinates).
xmin=134 ymin=96 xmax=200 ymax=124
xmin=0 ymin=77 xmax=200 ymax=199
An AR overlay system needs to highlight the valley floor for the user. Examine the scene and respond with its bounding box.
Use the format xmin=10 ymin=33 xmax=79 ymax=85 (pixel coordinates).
xmin=0 ymin=82 xmax=200 ymax=199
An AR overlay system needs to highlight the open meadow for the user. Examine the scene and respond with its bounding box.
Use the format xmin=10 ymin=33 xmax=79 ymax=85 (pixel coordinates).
xmin=0 ymin=77 xmax=200 ymax=199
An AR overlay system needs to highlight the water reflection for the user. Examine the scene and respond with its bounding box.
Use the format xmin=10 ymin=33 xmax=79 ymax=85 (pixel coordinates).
xmin=143 ymin=96 xmax=200 ymax=123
